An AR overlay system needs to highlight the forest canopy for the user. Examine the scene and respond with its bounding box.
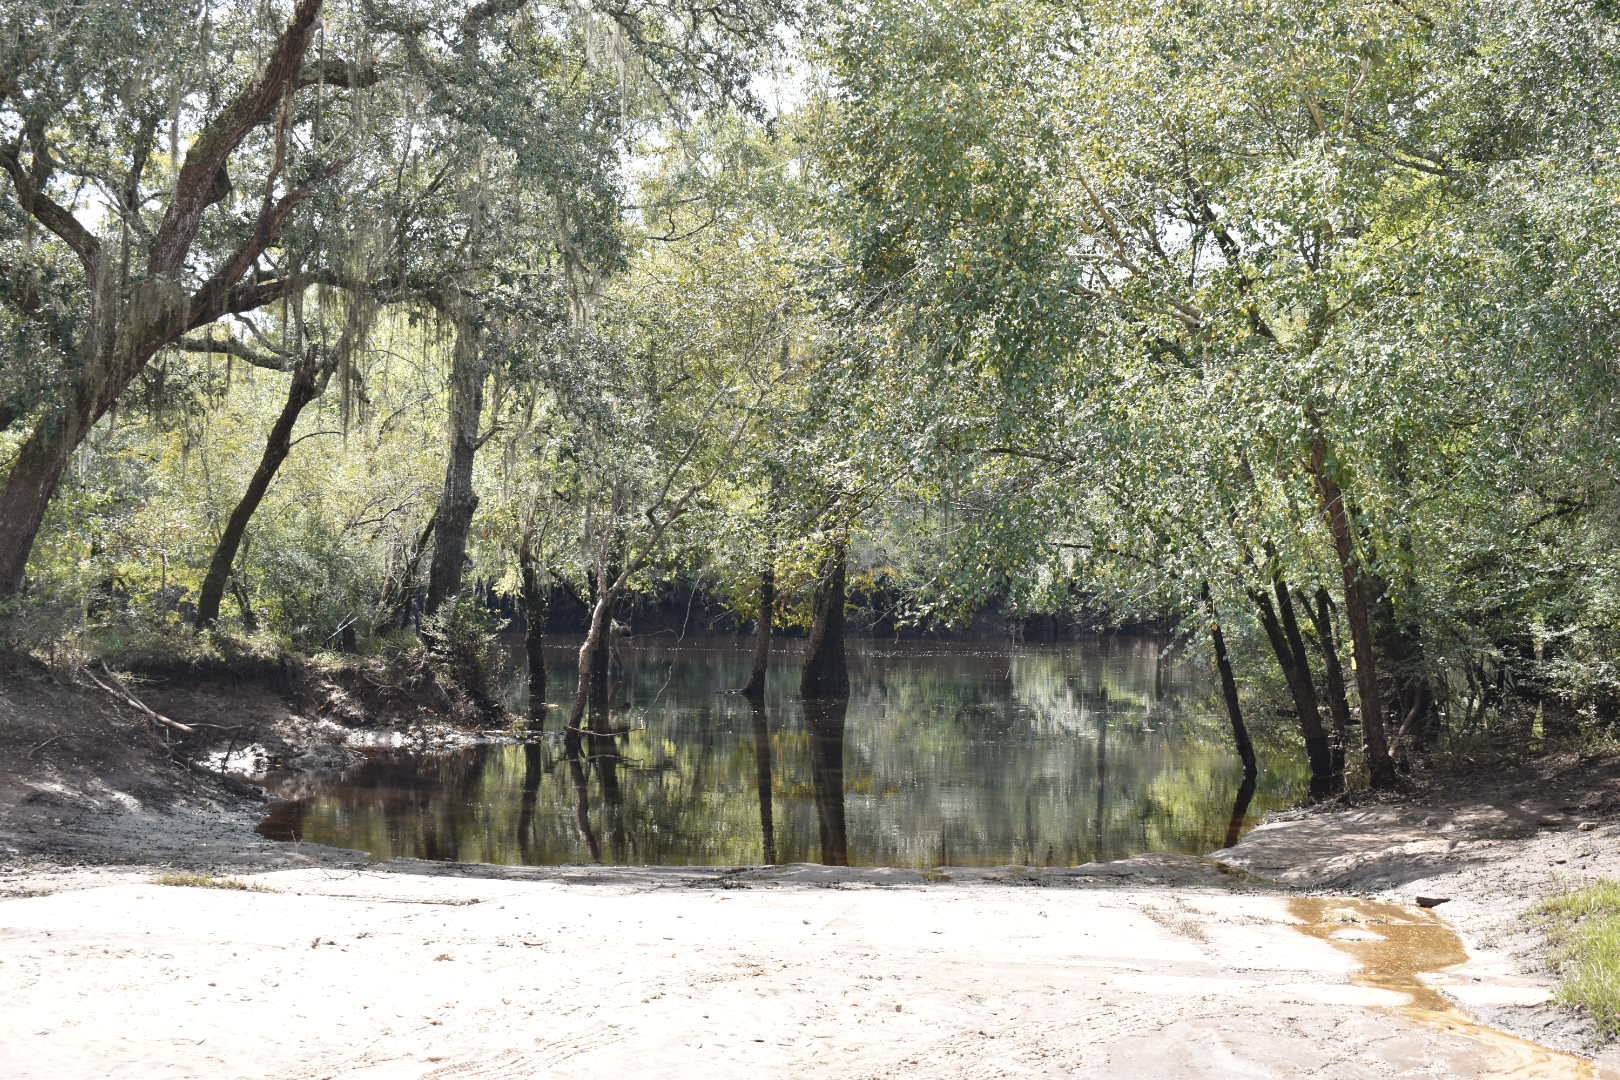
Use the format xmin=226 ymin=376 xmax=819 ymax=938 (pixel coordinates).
xmin=3 ymin=0 xmax=1619 ymax=791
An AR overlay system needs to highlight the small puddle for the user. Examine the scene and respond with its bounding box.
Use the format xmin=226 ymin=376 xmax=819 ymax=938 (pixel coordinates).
xmin=1290 ymin=897 xmax=1603 ymax=1079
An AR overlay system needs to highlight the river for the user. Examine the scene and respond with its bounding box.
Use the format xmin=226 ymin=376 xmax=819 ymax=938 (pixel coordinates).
xmin=259 ymin=635 xmax=1306 ymax=866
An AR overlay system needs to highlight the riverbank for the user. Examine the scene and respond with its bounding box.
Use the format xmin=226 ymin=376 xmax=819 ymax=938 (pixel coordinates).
xmin=1215 ymin=749 xmax=1620 ymax=1058
xmin=3 ymin=667 xmax=1619 ymax=1077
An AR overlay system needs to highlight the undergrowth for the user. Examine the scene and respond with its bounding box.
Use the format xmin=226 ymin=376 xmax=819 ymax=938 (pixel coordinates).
xmin=1531 ymin=878 xmax=1620 ymax=1039
xmin=151 ymin=872 xmax=272 ymax=892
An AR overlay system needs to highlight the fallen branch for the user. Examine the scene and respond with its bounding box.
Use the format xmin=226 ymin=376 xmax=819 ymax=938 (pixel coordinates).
xmin=85 ymin=663 xmax=196 ymax=735
xmin=27 ymin=734 xmax=63 ymax=758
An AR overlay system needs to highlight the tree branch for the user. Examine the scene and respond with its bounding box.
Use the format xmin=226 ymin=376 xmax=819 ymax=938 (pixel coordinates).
xmin=149 ymin=0 xmax=324 ymax=275
xmin=296 ymin=57 xmax=383 ymax=89
xmin=0 ymin=142 xmax=101 ymax=272
xmin=171 ymin=336 xmax=295 ymax=372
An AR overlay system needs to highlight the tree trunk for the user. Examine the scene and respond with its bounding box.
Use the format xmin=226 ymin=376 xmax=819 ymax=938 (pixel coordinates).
xmin=0 ymin=0 xmax=324 ymax=600
xmin=424 ymin=305 xmax=486 ymax=616
xmin=0 ymin=418 xmax=85 ymax=599
xmin=518 ymin=540 xmax=548 ymax=728
xmin=383 ymin=510 xmax=438 ymax=631
xmin=1306 ymin=586 xmax=1352 ymax=783
xmin=0 ymin=302 xmax=179 ymax=598
xmin=1271 ymin=575 xmax=1342 ymax=787
xmin=1249 ymin=584 xmax=1334 ymax=796
xmin=1203 ymin=584 xmax=1257 ymax=779
xmin=800 ymin=540 xmax=849 ymax=701
xmin=195 ymin=357 xmax=326 ymax=628
xmin=1369 ymin=573 xmax=1436 ymax=762
xmin=565 ymin=569 xmax=616 ymax=753
xmin=588 ymin=616 xmax=614 ymax=726
xmin=1307 ymin=436 xmax=1399 ymax=788
xmin=231 ymin=574 xmax=258 ymax=632
xmin=1376 ymin=441 xmax=1438 ymax=758
xmin=740 ymin=560 xmax=775 ymax=701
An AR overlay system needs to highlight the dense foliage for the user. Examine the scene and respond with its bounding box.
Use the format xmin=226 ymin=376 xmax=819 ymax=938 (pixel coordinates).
xmin=4 ymin=0 xmax=1619 ymax=788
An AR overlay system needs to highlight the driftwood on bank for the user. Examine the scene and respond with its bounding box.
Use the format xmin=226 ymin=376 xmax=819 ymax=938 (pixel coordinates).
xmin=84 ymin=663 xmax=196 ymax=735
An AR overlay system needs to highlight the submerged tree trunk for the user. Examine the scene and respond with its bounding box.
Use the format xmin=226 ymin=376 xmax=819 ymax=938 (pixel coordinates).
xmin=565 ymin=569 xmax=617 ymax=754
xmin=801 ymin=537 xmax=849 ymax=865
xmin=424 ymin=303 xmax=487 ymax=617
xmin=1307 ymin=436 xmax=1399 ymax=789
xmin=195 ymin=357 xmax=329 ymax=628
xmin=518 ymin=539 xmax=548 ymax=728
xmin=1203 ymin=585 xmax=1257 ymax=779
xmin=1093 ymin=684 xmax=1108 ymax=855
xmin=1306 ymin=586 xmax=1352 ymax=782
xmin=740 ymin=560 xmax=775 ymax=701
xmin=1250 ymin=583 xmax=1334 ymax=796
xmin=517 ymin=741 xmax=544 ymax=863
xmin=800 ymin=540 xmax=849 ymax=701
xmin=599 ymin=737 xmax=629 ymax=861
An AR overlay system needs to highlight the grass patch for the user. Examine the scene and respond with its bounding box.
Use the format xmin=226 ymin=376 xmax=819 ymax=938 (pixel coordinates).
xmin=1531 ymin=879 xmax=1620 ymax=1038
xmin=151 ymin=872 xmax=271 ymax=892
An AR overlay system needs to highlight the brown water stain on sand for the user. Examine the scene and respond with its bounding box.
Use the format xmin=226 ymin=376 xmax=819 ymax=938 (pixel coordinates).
xmin=1291 ymin=897 xmax=1608 ymax=1080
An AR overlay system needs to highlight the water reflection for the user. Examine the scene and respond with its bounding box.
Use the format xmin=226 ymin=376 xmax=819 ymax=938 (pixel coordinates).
xmin=1223 ymin=772 xmax=1259 ymax=850
xmin=260 ymin=636 xmax=1307 ymax=867
xmin=750 ymin=698 xmax=776 ymax=864
xmin=805 ymin=695 xmax=850 ymax=866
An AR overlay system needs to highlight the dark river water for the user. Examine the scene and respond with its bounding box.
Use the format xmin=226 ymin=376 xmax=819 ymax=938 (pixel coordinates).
xmin=259 ymin=635 xmax=1306 ymax=867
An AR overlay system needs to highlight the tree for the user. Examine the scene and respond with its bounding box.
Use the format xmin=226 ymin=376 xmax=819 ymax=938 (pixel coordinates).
xmin=816 ymin=0 xmax=1620 ymax=785
xmin=0 ymin=0 xmax=360 ymax=599
xmin=0 ymin=0 xmax=797 ymax=607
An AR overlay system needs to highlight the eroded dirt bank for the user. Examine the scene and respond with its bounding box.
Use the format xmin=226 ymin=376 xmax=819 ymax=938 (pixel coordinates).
xmin=3 ymin=667 xmax=1619 ymax=1078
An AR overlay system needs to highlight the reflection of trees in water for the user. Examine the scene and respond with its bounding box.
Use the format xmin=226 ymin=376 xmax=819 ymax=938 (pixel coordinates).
xmin=1223 ymin=773 xmax=1258 ymax=850
xmin=567 ymin=747 xmax=602 ymax=863
xmin=751 ymin=699 xmax=776 ymax=865
xmin=419 ymin=750 xmax=490 ymax=862
xmin=266 ymin=639 xmax=1308 ymax=868
xmin=805 ymin=696 xmax=849 ymax=866
xmin=517 ymin=742 xmax=546 ymax=863
xmin=1093 ymin=685 xmax=1107 ymax=857
xmin=592 ymin=732 xmax=628 ymax=861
